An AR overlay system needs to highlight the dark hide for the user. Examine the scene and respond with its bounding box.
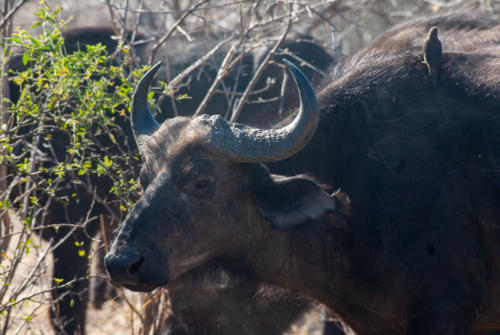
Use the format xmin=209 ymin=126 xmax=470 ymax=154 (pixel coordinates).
xmin=267 ymin=11 xmax=500 ymax=334
xmin=106 ymin=10 xmax=500 ymax=335
xmin=164 ymin=261 xmax=345 ymax=335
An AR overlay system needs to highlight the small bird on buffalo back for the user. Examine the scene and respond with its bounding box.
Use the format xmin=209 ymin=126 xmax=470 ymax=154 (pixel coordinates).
xmin=422 ymin=26 xmax=442 ymax=88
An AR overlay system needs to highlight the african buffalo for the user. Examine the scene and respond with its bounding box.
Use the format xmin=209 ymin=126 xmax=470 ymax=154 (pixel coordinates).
xmin=105 ymin=11 xmax=500 ymax=334
xmin=7 ymin=27 xmax=335 ymax=334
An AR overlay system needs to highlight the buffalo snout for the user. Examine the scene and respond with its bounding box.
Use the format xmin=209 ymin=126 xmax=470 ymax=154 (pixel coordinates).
xmin=104 ymin=243 xmax=169 ymax=292
xmin=104 ymin=249 xmax=144 ymax=286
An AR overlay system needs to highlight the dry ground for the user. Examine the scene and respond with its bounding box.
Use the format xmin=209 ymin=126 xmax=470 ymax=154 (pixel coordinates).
xmin=1 ymin=213 xmax=142 ymax=335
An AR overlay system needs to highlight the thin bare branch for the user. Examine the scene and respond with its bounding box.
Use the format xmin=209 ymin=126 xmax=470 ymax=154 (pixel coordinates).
xmin=193 ymin=41 xmax=241 ymax=116
xmin=0 ymin=0 xmax=27 ymax=32
xmin=278 ymin=68 xmax=289 ymax=116
xmin=148 ymin=0 xmax=209 ymax=64
xmin=230 ymin=6 xmax=293 ymax=122
xmin=1 ymin=279 xmax=77 ymax=312
xmin=104 ymin=0 xmax=121 ymax=35
xmin=99 ymin=0 xmax=244 ymax=15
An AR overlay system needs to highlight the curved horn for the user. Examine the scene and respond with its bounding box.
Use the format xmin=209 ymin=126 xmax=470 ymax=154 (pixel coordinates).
xmin=206 ymin=59 xmax=320 ymax=163
xmin=131 ymin=62 xmax=161 ymax=150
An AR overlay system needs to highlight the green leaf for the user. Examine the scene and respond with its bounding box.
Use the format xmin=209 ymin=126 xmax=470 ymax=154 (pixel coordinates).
xmin=8 ymin=36 xmax=22 ymax=44
xmin=22 ymin=53 xmax=29 ymax=66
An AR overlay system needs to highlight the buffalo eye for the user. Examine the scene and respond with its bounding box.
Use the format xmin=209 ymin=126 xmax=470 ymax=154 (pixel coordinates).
xmin=194 ymin=179 xmax=210 ymax=190
xmin=186 ymin=176 xmax=214 ymax=198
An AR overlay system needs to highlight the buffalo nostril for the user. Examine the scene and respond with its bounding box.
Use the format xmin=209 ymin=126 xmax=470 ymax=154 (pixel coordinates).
xmin=104 ymin=250 xmax=144 ymax=285
xmin=128 ymin=255 xmax=144 ymax=275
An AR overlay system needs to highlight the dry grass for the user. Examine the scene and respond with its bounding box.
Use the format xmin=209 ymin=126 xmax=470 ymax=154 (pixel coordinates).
xmin=1 ymin=213 xmax=142 ymax=335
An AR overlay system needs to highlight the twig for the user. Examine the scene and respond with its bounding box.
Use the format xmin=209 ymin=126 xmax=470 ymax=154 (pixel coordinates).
xmin=246 ymin=2 xmax=336 ymax=33
xmin=423 ymin=0 xmax=464 ymax=7
xmin=194 ymin=41 xmax=241 ymax=116
xmin=306 ymin=4 xmax=339 ymax=55
xmin=62 ymin=171 xmax=121 ymax=224
xmin=0 ymin=0 xmax=27 ymax=32
xmin=0 ymin=0 xmax=23 ymax=257
xmin=100 ymin=214 xmax=109 ymax=253
xmin=278 ymin=68 xmax=289 ymax=116
xmin=305 ymin=2 xmax=340 ymax=35
xmin=148 ymin=0 xmax=210 ymax=64
xmin=0 ymin=279 xmax=77 ymax=312
xmin=230 ymin=5 xmax=293 ymax=122
xmin=0 ymin=105 xmax=48 ymax=305
xmin=280 ymin=50 xmax=327 ymax=77
xmin=12 ymin=296 xmax=47 ymax=335
xmin=332 ymin=4 xmax=374 ymax=49
xmin=121 ymin=0 xmax=131 ymax=37
xmin=117 ymin=288 xmax=144 ymax=323
xmin=104 ymin=0 xmax=121 ymax=36
xmin=10 ymin=239 xmax=54 ymax=299
xmin=130 ymin=0 xmax=145 ymax=48
xmin=6 ymin=216 xmax=83 ymax=309
xmin=1 ymin=221 xmax=99 ymax=239
xmin=175 ymin=25 xmax=193 ymax=42
xmin=0 ymin=214 xmax=10 ymax=255
xmin=215 ymin=79 xmax=275 ymax=97
xmin=98 ymin=0 xmax=244 ymax=15
xmin=247 ymin=95 xmax=281 ymax=104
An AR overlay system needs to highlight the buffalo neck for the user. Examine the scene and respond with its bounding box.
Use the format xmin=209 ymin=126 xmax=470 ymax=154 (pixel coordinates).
xmin=243 ymin=217 xmax=355 ymax=311
xmin=241 ymin=218 xmax=409 ymax=333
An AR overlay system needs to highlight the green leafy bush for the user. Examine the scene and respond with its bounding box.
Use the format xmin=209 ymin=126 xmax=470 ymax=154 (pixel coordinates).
xmin=2 ymin=5 xmax=151 ymax=222
xmin=0 ymin=5 xmax=155 ymax=330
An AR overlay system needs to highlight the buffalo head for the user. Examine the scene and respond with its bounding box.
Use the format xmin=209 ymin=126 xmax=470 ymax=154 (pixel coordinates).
xmin=104 ymin=60 xmax=338 ymax=292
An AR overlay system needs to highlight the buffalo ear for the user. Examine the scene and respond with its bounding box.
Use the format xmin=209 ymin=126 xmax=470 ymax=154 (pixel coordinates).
xmin=255 ymin=175 xmax=341 ymax=229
